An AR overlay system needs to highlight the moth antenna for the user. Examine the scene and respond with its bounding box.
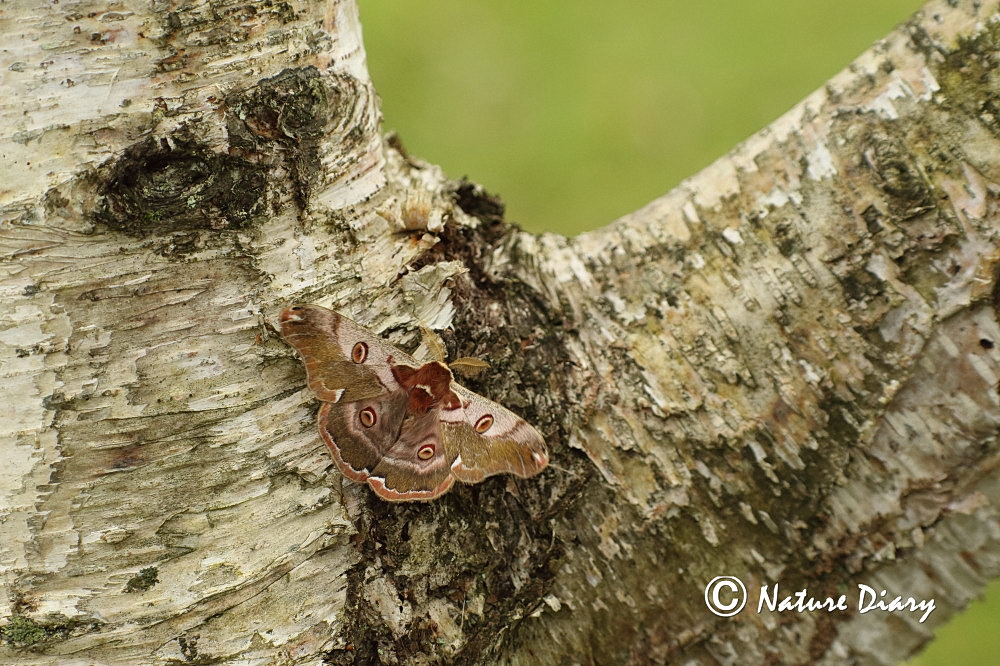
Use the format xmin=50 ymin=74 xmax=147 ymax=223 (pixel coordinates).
xmin=417 ymin=325 xmax=448 ymax=363
xmin=448 ymin=356 xmax=490 ymax=378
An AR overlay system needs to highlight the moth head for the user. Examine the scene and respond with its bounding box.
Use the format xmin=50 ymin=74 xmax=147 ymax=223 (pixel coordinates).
xmin=351 ymin=341 xmax=368 ymax=364
xmin=474 ymin=414 xmax=494 ymax=433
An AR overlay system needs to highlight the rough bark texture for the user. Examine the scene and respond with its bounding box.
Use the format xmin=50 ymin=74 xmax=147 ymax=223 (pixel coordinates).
xmin=2 ymin=0 xmax=999 ymax=664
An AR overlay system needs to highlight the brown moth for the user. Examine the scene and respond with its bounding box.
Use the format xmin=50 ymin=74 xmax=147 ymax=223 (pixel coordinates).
xmin=279 ymin=304 xmax=549 ymax=501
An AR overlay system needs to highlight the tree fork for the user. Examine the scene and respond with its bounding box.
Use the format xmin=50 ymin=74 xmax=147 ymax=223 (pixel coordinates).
xmin=1 ymin=1 xmax=999 ymax=664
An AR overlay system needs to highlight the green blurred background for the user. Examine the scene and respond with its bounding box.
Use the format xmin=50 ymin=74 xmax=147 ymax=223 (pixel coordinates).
xmin=360 ymin=1 xmax=1000 ymax=662
xmin=363 ymin=1 xmax=931 ymax=236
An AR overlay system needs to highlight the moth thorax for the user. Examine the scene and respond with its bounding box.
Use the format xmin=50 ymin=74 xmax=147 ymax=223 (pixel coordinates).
xmin=417 ymin=444 xmax=435 ymax=460
xmin=351 ymin=341 xmax=368 ymax=363
xmin=474 ymin=414 xmax=494 ymax=433
xmin=359 ymin=407 xmax=377 ymax=428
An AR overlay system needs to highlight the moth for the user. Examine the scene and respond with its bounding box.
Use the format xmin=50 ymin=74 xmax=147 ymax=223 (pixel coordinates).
xmin=279 ymin=304 xmax=549 ymax=501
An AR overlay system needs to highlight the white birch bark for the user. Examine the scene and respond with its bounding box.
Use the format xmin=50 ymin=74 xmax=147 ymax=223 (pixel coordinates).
xmin=1 ymin=0 xmax=999 ymax=664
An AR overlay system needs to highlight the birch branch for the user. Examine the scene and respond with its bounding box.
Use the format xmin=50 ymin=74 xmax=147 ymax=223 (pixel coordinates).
xmin=1 ymin=1 xmax=998 ymax=664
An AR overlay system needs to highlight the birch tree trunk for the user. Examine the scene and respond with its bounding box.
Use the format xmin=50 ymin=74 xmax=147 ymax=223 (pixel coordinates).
xmin=2 ymin=0 xmax=999 ymax=664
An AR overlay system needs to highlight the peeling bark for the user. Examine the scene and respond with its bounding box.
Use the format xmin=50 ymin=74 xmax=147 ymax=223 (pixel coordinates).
xmin=2 ymin=1 xmax=999 ymax=664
